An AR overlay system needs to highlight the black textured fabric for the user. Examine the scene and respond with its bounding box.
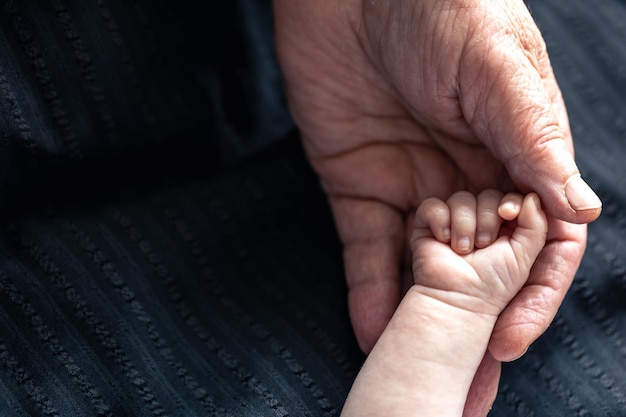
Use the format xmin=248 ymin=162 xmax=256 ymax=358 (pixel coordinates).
xmin=0 ymin=0 xmax=292 ymax=213
xmin=0 ymin=137 xmax=361 ymax=417
xmin=0 ymin=0 xmax=624 ymax=416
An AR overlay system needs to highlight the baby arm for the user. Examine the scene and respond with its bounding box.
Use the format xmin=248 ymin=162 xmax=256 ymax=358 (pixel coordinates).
xmin=341 ymin=191 xmax=547 ymax=417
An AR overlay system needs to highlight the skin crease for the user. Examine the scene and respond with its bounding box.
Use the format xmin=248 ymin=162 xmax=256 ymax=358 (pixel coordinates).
xmin=273 ymin=0 xmax=601 ymax=415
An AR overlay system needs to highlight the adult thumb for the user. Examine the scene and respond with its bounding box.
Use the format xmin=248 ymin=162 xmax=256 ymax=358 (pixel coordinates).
xmin=502 ymin=113 xmax=601 ymax=224
xmin=505 ymin=126 xmax=601 ymax=224
xmin=461 ymin=27 xmax=602 ymax=224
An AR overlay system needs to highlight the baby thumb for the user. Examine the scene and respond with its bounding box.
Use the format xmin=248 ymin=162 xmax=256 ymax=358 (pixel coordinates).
xmin=510 ymin=193 xmax=548 ymax=270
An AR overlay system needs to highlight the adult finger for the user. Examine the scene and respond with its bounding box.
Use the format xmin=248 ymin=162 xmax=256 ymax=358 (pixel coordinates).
xmin=463 ymin=352 xmax=501 ymax=417
xmin=459 ymin=6 xmax=601 ymax=224
xmin=488 ymin=218 xmax=586 ymax=361
xmin=330 ymin=195 xmax=404 ymax=354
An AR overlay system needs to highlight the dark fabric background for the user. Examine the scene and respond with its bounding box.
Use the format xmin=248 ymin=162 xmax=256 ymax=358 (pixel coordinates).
xmin=0 ymin=0 xmax=292 ymax=215
xmin=0 ymin=0 xmax=624 ymax=416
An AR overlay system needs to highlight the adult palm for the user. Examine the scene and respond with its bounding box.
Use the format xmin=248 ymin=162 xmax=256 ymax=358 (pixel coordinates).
xmin=274 ymin=0 xmax=601 ymax=415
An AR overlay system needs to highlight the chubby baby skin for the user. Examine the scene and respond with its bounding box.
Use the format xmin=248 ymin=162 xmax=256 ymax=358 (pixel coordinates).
xmin=341 ymin=190 xmax=548 ymax=417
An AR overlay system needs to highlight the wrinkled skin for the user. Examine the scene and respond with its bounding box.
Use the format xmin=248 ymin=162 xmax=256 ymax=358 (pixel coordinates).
xmin=274 ymin=0 xmax=601 ymax=415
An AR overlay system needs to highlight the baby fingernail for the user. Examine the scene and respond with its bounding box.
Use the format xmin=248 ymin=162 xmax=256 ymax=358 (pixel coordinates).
xmin=477 ymin=232 xmax=491 ymax=245
xmin=500 ymin=201 xmax=518 ymax=213
xmin=457 ymin=237 xmax=471 ymax=251
xmin=565 ymin=174 xmax=602 ymax=211
xmin=442 ymin=227 xmax=451 ymax=240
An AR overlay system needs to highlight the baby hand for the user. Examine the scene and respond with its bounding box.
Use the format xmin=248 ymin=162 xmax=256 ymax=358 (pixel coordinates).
xmin=410 ymin=190 xmax=548 ymax=316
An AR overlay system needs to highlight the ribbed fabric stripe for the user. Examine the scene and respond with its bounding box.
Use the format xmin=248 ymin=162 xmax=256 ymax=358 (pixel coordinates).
xmin=3 ymin=0 xmax=82 ymax=160
xmin=0 ymin=268 xmax=112 ymax=416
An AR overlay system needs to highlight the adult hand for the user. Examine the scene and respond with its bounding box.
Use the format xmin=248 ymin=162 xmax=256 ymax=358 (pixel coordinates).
xmin=274 ymin=0 xmax=602 ymax=414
